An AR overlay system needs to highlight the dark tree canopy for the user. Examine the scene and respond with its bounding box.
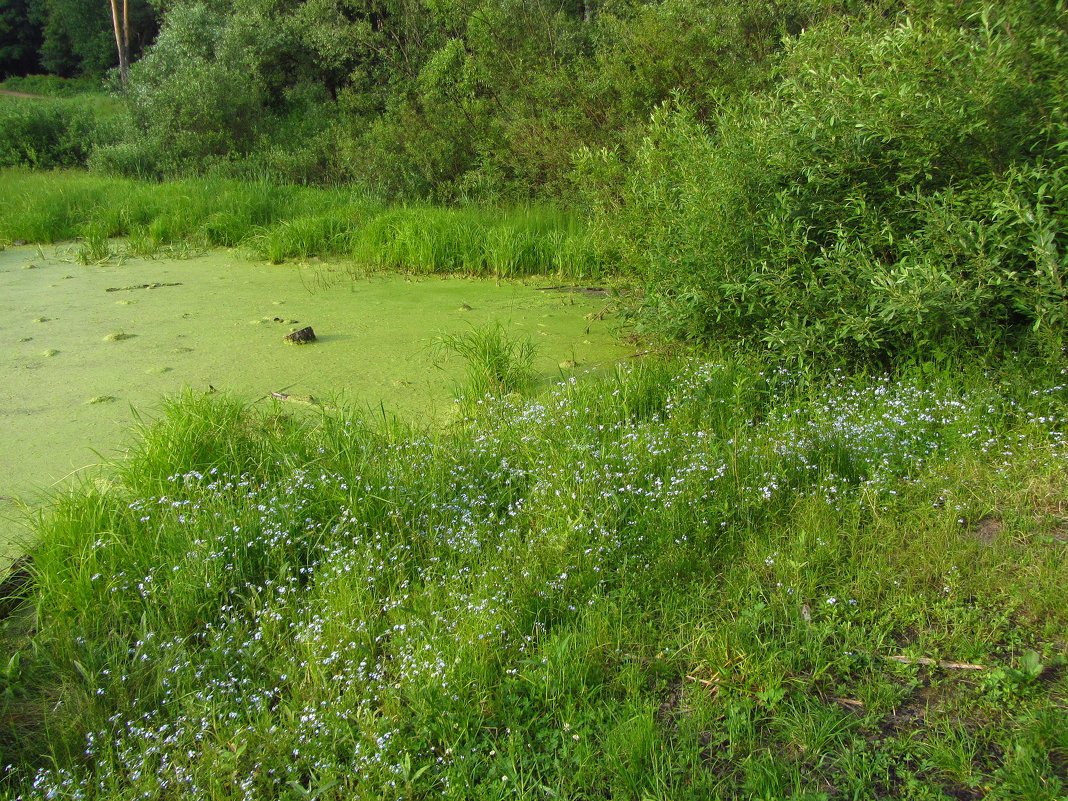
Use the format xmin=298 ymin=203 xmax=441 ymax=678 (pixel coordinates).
xmin=0 ymin=0 xmax=45 ymax=77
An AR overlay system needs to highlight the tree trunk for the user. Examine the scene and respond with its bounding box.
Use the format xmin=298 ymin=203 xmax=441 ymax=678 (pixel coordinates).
xmin=108 ymin=0 xmax=129 ymax=86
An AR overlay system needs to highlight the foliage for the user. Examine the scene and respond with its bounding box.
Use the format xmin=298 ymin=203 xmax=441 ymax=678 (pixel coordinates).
xmin=0 ymin=97 xmax=125 ymax=169
xmin=100 ymin=0 xmax=827 ymax=198
xmin=0 ymin=0 xmax=44 ymax=78
xmin=0 ymin=74 xmax=101 ymax=96
xmin=36 ymin=0 xmax=156 ymax=78
xmin=350 ymin=205 xmax=600 ymax=277
xmin=431 ymin=322 xmax=539 ymax=399
xmin=582 ymin=0 xmax=1068 ymax=360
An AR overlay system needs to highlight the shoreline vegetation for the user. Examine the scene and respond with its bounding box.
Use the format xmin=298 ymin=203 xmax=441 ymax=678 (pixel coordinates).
xmin=0 ymin=170 xmax=601 ymax=278
xmin=1 ymin=356 xmax=1066 ymax=799
xmin=1 ymin=0 xmax=1067 ymax=796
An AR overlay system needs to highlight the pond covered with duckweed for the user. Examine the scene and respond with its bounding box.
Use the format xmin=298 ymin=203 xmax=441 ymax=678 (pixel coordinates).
xmin=0 ymin=244 xmax=629 ymax=557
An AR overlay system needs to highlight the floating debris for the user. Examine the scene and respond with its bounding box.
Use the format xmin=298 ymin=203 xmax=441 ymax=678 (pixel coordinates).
xmin=105 ymin=282 xmax=183 ymax=292
xmin=103 ymin=332 xmax=134 ymax=342
xmin=535 ymin=285 xmax=610 ymax=297
xmin=86 ymin=395 xmax=117 ymax=404
xmin=271 ymin=391 xmax=318 ymax=405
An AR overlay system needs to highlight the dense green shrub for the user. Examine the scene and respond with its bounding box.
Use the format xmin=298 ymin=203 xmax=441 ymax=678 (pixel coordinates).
xmin=0 ymin=97 xmax=123 ymax=168
xmin=104 ymin=0 xmax=823 ymax=196
xmin=583 ymin=0 xmax=1068 ymax=359
xmin=111 ymin=0 xmax=383 ymax=181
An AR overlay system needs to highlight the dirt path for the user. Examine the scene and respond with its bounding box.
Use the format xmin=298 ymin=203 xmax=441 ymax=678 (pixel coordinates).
xmin=0 ymin=89 xmax=46 ymax=99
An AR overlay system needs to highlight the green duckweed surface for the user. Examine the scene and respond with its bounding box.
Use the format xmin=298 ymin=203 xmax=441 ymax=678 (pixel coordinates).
xmin=0 ymin=245 xmax=628 ymax=558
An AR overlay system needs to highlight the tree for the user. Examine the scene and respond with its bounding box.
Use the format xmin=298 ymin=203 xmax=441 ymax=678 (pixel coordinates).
xmin=38 ymin=0 xmax=155 ymax=78
xmin=0 ymin=0 xmax=45 ymax=78
xmin=108 ymin=0 xmax=129 ymax=85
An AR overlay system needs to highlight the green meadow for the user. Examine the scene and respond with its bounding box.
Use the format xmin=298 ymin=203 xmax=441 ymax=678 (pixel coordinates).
xmin=2 ymin=354 xmax=1067 ymax=799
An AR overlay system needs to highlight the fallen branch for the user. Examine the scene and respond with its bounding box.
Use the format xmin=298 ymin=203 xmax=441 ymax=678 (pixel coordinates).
xmin=271 ymin=392 xmax=319 ymax=405
xmin=886 ymin=655 xmax=986 ymax=670
xmin=105 ymin=282 xmax=182 ymax=292
xmin=535 ymin=286 xmax=607 ymax=294
xmin=832 ymin=698 xmax=865 ymax=708
xmin=685 ymin=675 xmax=724 ymax=688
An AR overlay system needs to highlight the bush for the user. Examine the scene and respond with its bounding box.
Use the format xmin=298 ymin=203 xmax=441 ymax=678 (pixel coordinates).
xmin=0 ymin=97 xmax=121 ymax=168
xmin=582 ymin=1 xmax=1068 ymax=360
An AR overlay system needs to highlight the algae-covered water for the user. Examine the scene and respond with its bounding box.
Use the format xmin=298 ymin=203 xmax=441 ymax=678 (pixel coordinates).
xmin=0 ymin=245 xmax=628 ymax=559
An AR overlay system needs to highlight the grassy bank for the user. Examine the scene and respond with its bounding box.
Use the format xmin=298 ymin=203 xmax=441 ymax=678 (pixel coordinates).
xmin=0 ymin=170 xmax=600 ymax=278
xmin=2 ymin=352 xmax=1066 ymax=799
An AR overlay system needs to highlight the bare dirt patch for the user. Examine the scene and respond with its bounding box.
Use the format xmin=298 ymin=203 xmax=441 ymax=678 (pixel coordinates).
xmin=967 ymin=515 xmax=1002 ymax=545
xmin=0 ymin=89 xmax=46 ymax=100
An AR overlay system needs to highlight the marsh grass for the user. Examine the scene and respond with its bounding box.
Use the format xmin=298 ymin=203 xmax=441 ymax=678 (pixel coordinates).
xmin=3 ymin=355 xmax=1067 ymax=799
xmin=352 ymin=206 xmax=600 ymax=278
xmin=431 ymin=323 xmax=539 ymax=401
xmin=0 ymin=170 xmax=599 ymax=278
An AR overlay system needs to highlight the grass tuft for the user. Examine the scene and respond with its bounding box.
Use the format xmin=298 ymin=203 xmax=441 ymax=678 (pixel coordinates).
xmin=431 ymin=323 xmax=539 ymax=401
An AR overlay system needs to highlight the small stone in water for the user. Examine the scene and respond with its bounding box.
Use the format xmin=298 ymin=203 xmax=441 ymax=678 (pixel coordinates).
xmin=283 ymin=326 xmax=316 ymax=344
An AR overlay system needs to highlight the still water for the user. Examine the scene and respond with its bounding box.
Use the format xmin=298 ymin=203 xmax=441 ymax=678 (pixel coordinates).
xmin=0 ymin=244 xmax=627 ymax=557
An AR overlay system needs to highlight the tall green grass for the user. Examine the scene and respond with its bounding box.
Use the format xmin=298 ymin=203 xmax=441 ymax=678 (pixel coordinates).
xmin=431 ymin=323 xmax=540 ymax=400
xmin=0 ymin=75 xmax=104 ymax=98
xmin=0 ymin=169 xmax=601 ymax=277
xmin=3 ymin=356 xmax=1067 ymax=799
xmin=353 ymin=206 xmax=600 ymax=277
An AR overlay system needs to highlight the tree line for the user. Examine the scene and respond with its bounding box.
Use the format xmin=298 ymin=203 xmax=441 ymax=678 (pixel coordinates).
xmin=0 ymin=0 xmax=156 ymax=79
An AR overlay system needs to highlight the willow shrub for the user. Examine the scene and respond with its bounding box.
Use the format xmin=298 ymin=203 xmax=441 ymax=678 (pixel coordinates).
xmin=0 ymin=97 xmax=123 ymax=169
xmin=580 ymin=1 xmax=1068 ymax=360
